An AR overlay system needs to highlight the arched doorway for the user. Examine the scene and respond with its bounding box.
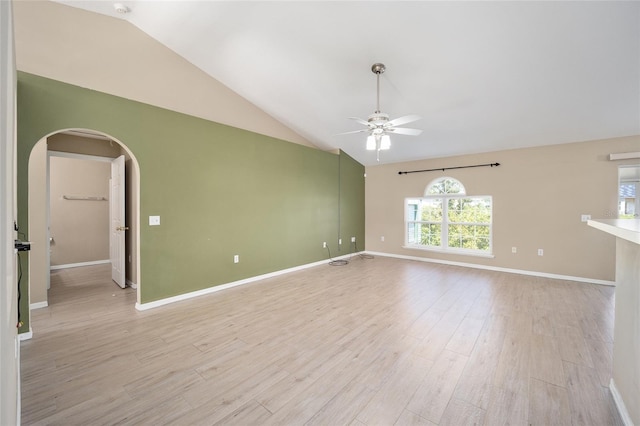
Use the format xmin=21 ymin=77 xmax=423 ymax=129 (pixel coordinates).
xmin=28 ymin=128 xmax=141 ymax=312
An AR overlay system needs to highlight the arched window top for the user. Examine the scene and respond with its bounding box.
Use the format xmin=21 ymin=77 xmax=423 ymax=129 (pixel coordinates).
xmin=425 ymin=177 xmax=466 ymax=196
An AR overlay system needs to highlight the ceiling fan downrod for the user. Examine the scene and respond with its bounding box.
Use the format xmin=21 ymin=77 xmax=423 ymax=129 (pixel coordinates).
xmin=371 ymin=63 xmax=385 ymax=114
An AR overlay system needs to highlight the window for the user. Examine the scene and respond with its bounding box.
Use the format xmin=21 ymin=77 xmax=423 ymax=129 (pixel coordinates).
xmin=405 ymin=177 xmax=492 ymax=255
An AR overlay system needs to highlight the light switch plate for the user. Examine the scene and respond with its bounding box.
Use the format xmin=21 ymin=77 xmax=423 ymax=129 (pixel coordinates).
xmin=149 ymin=216 xmax=160 ymax=226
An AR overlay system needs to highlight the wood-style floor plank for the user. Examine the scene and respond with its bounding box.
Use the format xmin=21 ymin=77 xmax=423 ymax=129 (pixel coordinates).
xmin=529 ymin=333 xmax=566 ymax=387
xmin=356 ymin=353 xmax=433 ymax=425
xmin=20 ymin=259 xmax=623 ymax=425
xmin=438 ymin=397 xmax=486 ymax=426
xmin=407 ymin=350 xmax=469 ymax=423
xmin=528 ymin=378 xmax=571 ymax=426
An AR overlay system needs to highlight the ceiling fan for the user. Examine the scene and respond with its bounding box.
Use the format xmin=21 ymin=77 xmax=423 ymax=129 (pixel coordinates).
xmin=340 ymin=63 xmax=422 ymax=160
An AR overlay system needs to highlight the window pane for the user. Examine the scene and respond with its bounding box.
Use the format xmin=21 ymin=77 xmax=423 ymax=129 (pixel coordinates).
xmin=406 ymin=223 xmax=441 ymax=247
xmin=426 ymin=178 xmax=466 ymax=195
xmin=448 ymin=224 xmax=490 ymax=251
xmin=407 ymin=222 xmax=419 ymax=244
xmin=448 ymin=197 xmax=491 ymax=223
xmin=420 ymin=199 xmax=443 ymax=222
xmin=448 ymin=224 xmax=462 ymax=248
xmin=421 ymin=223 xmax=442 ymax=247
xmin=475 ymin=199 xmax=492 ymax=222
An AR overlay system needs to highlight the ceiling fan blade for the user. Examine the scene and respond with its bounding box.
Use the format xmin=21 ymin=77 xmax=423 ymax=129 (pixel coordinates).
xmin=336 ymin=129 xmax=368 ymax=136
xmin=348 ymin=117 xmax=372 ymax=127
xmin=387 ymin=127 xmax=423 ymax=136
xmin=386 ymin=114 xmax=421 ymax=127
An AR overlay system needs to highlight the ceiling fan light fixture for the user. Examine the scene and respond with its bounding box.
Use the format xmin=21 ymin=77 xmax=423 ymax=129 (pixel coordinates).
xmin=380 ymin=134 xmax=391 ymax=150
xmin=366 ymin=135 xmax=377 ymax=150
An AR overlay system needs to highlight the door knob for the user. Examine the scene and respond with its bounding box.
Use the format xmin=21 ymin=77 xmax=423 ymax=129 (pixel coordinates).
xmin=116 ymin=226 xmax=129 ymax=231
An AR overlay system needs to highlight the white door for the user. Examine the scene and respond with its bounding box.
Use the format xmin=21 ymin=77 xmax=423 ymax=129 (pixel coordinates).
xmin=110 ymin=155 xmax=126 ymax=288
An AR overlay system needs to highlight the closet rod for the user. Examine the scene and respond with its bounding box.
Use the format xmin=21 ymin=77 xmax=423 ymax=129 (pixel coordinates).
xmin=398 ymin=162 xmax=500 ymax=175
xmin=63 ymin=195 xmax=108 ymax=201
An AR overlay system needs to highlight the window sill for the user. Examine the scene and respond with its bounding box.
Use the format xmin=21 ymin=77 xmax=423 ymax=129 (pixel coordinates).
xmin=402 ymin=245 xmax=495 ymax=259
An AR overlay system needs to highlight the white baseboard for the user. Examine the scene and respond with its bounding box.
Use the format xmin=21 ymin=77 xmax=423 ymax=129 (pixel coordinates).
xmin=136 ymin=252 xmax=358 ymax=311
xmin=18 ymin=329 xmax=33 ymax=341
xmin=126 ymin=279 xmax=137 ymax=289
xmin=610 ymin=379 xmax=634 ymax=426
xmin=366 ymin=251 xmax=616 ymax=286
xmin=50 ymin=259 xmax=110 ymax=270
xmin=30 ymin=301 xmax=48 ymax=310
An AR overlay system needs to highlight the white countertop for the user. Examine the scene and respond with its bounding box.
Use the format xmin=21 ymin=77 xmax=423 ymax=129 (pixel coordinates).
xmin=588 ymin=219 xmax=640 ymax=245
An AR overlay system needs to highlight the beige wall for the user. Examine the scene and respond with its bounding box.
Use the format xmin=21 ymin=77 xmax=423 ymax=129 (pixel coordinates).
xmin=12 ymin=0 xmax=312 ymax=149
xmin=49 ymin=156 xmax=110 ymax=266
xmin=365 ymin=135 xmax=640 ymax=282
xmin=27 ymin=141 xmax=47 ymax=305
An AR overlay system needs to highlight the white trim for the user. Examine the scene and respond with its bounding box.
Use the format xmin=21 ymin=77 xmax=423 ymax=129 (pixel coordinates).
xmin=42 ymin=129 xmax=143 ymax=310
xmin=18 ymin=329 xmax=33 ymax=341
xmin=136 ymin=253 xmax=357 ymax=311
xmin=402 ymin=245 xmax=495 ymax=259
xmin=610 ymin=379 xmax=634 ymax=426
xmin=367 ymin=251 xmax=616 ymax=286
xmin=50 ymin=259 xmax=110 ymax=270
xmin=15 ymin=335 xmax=20 ymax=426
xmin=126 ymin=279 xmax=137 ymax=289
xmin=610 ymin=152 xmax=640 ymax=161
xmin=29 ymin=301 xmax=48 ymax=310
xmin=1 ymin=1 xmax=20 ymax=423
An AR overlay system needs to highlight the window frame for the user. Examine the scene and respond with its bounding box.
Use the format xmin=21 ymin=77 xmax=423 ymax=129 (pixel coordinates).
xmin=404 ymin=178 xmax=494 ymax=258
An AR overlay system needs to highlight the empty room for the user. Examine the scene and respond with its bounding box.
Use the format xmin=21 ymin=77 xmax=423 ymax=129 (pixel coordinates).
xmin=1 ymin=1 xmax=639 ymax=425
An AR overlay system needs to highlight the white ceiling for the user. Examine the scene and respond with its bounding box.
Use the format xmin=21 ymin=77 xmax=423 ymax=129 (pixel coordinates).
xmin=54 ymin=1 xmax=639 ymax=166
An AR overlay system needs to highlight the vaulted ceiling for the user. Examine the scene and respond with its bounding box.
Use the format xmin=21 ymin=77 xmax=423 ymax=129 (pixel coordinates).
xmin=53 ymin=1 xmax=639 ymax=166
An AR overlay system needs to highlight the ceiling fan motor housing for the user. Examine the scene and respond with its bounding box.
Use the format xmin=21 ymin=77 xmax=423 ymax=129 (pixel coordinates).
xmin=368 ymin=112 xmax=389 ymax=127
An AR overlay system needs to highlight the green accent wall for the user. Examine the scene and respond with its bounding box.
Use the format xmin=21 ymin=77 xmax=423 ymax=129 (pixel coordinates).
xmin=17 ymin=72 xmax=365 ymax=333
xmin=339 ymin=151 xmax=366 ymax=254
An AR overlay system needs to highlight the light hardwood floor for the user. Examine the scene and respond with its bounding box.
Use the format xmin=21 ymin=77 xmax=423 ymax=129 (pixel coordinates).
xmin=21 ymin=257 xmax=624 ymax=425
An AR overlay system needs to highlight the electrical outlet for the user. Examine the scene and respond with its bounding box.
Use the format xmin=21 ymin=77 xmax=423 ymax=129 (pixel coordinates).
xmin=581 ymin=214 xmax=591 ymax=222
xmin=381 ymin=236 xmax=385 ymax=242
xmin=512 ymin=247 xmax=517 ymax=254
xmin=538 ymin=249 xmax=544 ymax=256
xmin=149 ymin=215 xmax=160 ymax=226
xmin=338 ymin=238 xmax=342 ymax=245
xmin=233 ymin=255 xmax=239 ymax=263
xmin=351 ymin=237 xmax=356 ymax=243
xmin=323 ymin=242 xmax=327 ymax=248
